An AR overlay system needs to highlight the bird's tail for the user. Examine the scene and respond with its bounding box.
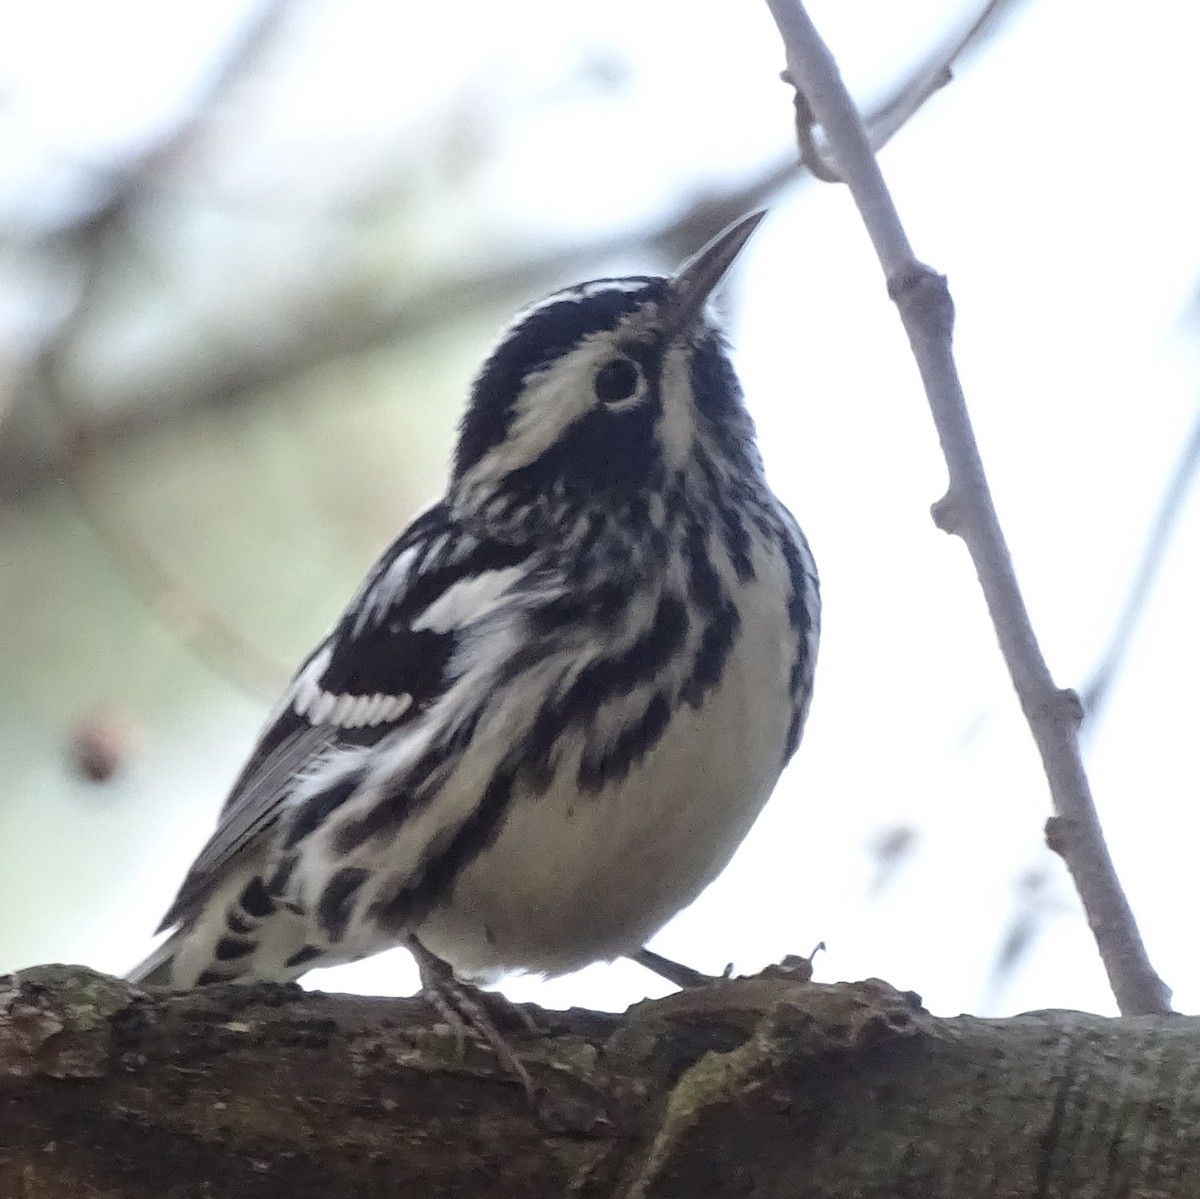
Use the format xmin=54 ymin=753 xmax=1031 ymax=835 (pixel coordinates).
xmin=126 ymin=936 xmax=181 ymax=987
xmin=125 ymin=867 xmax=332 ymax=989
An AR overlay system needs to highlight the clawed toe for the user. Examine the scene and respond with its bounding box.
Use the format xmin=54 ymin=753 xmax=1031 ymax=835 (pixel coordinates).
xmin=408 ymin=935 xmax=537 ymax=1101
xmin=631 ymin=947 xmax=728 ymax=989
xmin=632 ymin=944 xmax=825 ymax=989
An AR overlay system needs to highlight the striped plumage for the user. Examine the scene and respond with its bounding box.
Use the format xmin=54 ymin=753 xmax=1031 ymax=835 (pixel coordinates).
xmin=130 ymin=213 xmax=819 ymax=991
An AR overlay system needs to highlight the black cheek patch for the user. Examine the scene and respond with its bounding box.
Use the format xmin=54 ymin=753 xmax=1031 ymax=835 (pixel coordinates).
xmin=513 ymin=399 xmax=661 ymax=495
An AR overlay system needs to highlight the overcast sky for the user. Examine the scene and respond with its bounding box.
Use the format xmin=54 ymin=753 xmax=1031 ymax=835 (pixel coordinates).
xmin=2 ymin=0 xmax=1196 ymax=1018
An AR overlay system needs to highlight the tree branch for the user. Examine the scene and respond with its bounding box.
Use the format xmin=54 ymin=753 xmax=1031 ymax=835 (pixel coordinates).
xmin=27 ymin=0 xmax=299 ymax=697
xmin=4 ymin=0 xmax=1027 ymax=500
xmin=2 ymin=965 xmax=1197 ymax=1197
xmin=762 ymin=0 xmax=1171 ymax=1016
xmin=2 ymin=0 xmax=1030 ymax=704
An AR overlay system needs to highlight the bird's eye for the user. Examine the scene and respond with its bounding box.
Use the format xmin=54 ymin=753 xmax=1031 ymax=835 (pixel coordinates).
xmin=593 ymin=357 xmax=642 ymax=404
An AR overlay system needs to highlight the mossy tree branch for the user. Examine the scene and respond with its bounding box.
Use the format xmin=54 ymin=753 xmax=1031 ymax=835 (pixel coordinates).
xmin=1 ymin=965 xmax=1197 ymax=1198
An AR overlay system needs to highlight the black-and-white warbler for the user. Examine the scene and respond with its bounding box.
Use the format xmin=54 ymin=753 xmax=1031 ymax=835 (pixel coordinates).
xmin=129 ymin=212 xmax=820 ymax=998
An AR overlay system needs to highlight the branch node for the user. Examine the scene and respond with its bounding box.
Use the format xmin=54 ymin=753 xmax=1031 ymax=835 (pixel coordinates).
xmin=1044 ymin=814 xmax=1077 ymax=859
xmin=781 ymin=70 xmax=844 ymax=183
xmin=1053 ymin=688 xmax=1086 ymax=728
xmin=930 ymin=489 xmax=964 ymax=535
xmin=887 ymin=263 xmax=955 ymax=337
xmin=765 ymin=0 xmax=1170 ymax=1014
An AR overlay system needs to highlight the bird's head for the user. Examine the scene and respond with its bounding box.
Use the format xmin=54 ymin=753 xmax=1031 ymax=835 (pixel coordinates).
xmin=451 ymin=212 xmax=767 ymax=532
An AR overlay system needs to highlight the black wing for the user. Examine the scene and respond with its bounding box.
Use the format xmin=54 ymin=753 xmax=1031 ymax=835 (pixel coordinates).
xmin=158 ymin=503 xmax=531 ymax=929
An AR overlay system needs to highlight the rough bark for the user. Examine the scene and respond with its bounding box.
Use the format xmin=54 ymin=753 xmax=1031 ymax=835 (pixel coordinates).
xmin=1 ymin=963 xmax=1196 ymax=1198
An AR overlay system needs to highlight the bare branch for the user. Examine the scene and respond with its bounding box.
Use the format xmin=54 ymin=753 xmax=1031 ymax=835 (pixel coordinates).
xmin=763 ymin=0 xmax=1171 ymax=1016
xmin=28 ymin=0 xmax=298 ymax=697
xmin=6 ymin=0 xmax=1045 ymax=705
xmin=865 ymin=0 xmax=1030 ymax=149
xmin=5 ymin=0 xmax=1023 ymax=499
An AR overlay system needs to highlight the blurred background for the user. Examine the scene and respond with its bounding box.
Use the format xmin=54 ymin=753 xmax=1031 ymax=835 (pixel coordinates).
xmin=2 ymin=0 xmax=1197 ymax=1017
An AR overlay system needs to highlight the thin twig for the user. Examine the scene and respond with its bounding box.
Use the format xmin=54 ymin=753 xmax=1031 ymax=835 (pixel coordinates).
xmin=12 ymin=0 xmax=1032 ymax=706
xmin=31 ymin=0 xmax=297 ymax=697
xmin=5 ymin=2 xmax=1019 ymax=499
xmin=1079 ymin=401 xmax=1200 ymax=728
xmin=865 ymin=0 xmax=1029 ymax=150
xmin=763 ymin=0 xmax=1171 ymax=1016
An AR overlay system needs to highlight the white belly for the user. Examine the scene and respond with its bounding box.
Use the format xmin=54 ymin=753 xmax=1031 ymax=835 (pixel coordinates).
xmin=415 ymin=575 xmax=797 ymax=979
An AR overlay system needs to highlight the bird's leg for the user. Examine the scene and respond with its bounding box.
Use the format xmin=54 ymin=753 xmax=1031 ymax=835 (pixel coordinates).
xmin=631 ymin=947 xmax=732 ymax=989
xmin=407 ymin=934 xmax=537 ymax=1100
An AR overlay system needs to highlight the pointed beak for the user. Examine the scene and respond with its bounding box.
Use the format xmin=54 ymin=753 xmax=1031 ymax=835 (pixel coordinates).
xmin=665 ymin=210 xmax=766 ymax=338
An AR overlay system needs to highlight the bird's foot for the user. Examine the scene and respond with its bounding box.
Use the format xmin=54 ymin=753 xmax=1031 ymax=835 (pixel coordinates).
xmin=632 ymin=943 xmax=826 ymax=989
xmin=631 ymin=947 xmax=732 ymax=989
xmin=408 ymin=935 xmax=537 ymax=1101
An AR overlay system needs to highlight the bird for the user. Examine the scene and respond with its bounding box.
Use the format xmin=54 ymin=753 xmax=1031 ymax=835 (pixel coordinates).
xmin=128 ymin=211 xmax=820 ymax=1013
